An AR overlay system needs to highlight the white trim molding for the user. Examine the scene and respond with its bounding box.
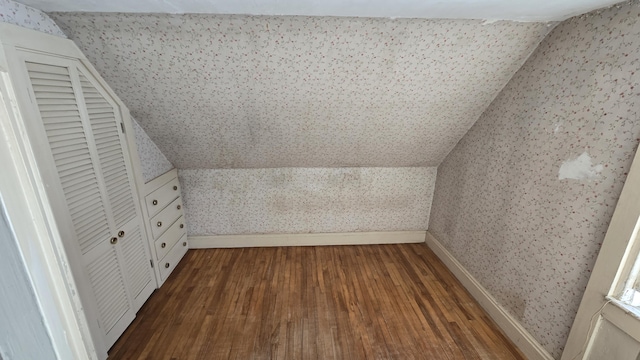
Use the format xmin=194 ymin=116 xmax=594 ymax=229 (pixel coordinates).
xmin=189 ymin=230 xmax=426 ymax=248
xmin=425 ymin=231 xmax=553 ymax=360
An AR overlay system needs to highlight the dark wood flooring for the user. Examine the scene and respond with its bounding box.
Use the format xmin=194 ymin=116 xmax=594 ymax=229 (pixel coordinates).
xmin=109 ymin=243 xmax=524 ymax=359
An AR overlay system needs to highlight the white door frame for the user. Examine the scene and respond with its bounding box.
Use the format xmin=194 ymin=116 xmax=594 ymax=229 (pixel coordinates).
xmin=562 ymin=138 xmax=640 ymax=358
xmin=0 ymin=65 xmax=98 ymax=359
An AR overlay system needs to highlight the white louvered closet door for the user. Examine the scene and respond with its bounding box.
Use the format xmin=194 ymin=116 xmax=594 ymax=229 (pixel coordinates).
xmin=19 ymin=52 xmax=154 ymax=352
xmin=25 ymin=60 xmax=135 ymax=350
xmin=78 ymin=70 xmax=155 ymax=311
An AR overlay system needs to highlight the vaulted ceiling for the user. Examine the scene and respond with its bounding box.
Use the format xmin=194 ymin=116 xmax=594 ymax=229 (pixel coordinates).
xmin=26 ymin=0 xmax=622 ymax=21
xmin=50 ymin=13 xmax=556 ymax=168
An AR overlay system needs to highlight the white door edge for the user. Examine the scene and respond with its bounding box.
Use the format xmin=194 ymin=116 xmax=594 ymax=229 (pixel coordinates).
xmin=0 ymin=24 xmax=100 ymax=360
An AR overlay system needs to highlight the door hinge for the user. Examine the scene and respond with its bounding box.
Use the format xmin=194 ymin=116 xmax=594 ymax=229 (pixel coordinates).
xmin=120 ymin=122 xmax=126 ymax=133
xmin=150 ymin=259 xmax=154 ymax=268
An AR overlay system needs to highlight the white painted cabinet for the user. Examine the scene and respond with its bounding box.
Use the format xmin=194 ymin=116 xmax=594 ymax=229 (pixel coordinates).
xmin=142 ymin=169 xmax=188 ymax=286
xmin=0 ymin=24 xmax=155 ymax=359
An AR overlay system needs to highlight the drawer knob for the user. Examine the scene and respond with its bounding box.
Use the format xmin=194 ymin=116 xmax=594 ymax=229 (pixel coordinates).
xmin=173 ymin=185 xmax=178 ymax=191
xmin=183 ymin=242 xmax=187 ymax=247
xmin=118 ymin=230 xmax=125 ymax=237
xmin=177 ymin=205 xmax=181 ymax=210
xmin=157 ymin=221 xmax=162 ymax=227
xmin=152 ymin=199 xmax=158 ymax=205
xmin=161 ymin=242 xmax=166 ymax=248
xmin=180 ymin=224 xmax=184 ymax=229
xmin=165 ymin=263 xmax=170 ymax=268
xmin=110 ymin=237 xmax=118 ymax=245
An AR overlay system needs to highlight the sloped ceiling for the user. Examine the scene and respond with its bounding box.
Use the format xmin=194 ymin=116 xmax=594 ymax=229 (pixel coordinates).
xmin=25 ymin=0 xmax=623 ymax=21
xmin=51 ymin=14 xmax=553 ymax=169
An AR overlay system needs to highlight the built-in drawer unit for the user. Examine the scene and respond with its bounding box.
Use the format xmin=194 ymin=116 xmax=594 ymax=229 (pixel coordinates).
xmin=154 ymin=216 xmax=186 ymax=260
xmin=159 ymin=234 xmax=188 ymax=282
xmin=141 ymin=169 xmax=188 ymax=286
xmin=145 ymin=176 xmax=181 ymax=217
xmin=150 ymin=197 xmax=183 ymax=239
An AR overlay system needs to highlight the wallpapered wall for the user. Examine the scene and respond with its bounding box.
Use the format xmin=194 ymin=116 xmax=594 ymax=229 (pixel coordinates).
xmin=50 ymin=13 xmax=552 ymax=169
xmin=132 ymin=118 xmax=174 ymax=183
xmin=0 ymin=0 xmax=65 ymax=36
xmin=429 ymin=1 xmax=640 ymax=357
xmin=180 ymin=167 xmax=436 ymax=235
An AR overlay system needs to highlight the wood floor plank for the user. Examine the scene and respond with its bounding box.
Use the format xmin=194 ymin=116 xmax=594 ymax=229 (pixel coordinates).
xmin=109 ymin=243 xmax=525 ymax=360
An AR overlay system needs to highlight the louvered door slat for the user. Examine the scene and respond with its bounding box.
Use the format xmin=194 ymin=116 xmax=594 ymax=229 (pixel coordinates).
xmin=50 ymin=139 xmax=86 ymax=151
xmin=58 ymin=163 xmax=93 ymax=180
xmin=30 ymin=78 xmax=75 ymax=87
xmin=38 ymin=103 xmax=80 ymax=112
xmin=51 ymin=150 xmax=90 ymax=167
xmin=32 ymin=85 xmax=75 ymax=93
xmin=100 ymin=154 xmax=125 ymax=166
xmin=37 ymin=98 xmax=78 ymax=106
xmin=44 ymin=121 xmax=84 ymax=131
xmin=42 ymin=111 xmax=84 ymax=121
xmin=43 ymin=117 xmax=83 ymax=126
xmin=121 ymin=226 xmax=152 ymax=298
xmin=92 ymin=128 xmax=117 ymax=137
xmin=49 ymin=137 xmax=87 ymax=150
xmin=87 ymin=106 xmax=113 ymax=112
xmin=111 ymin=191 xmax=133 ymax=210
xmin=87 ymin=247 xmax=130 ymax=333
xmin=53 ymin=151 xmax=90 ymax=166
xmin=34 ymin=92 xmax=77 ymax=100
xmin=88 ymin=114 xmax=116 ymax=121
xmin=70 ymin=202 xmax=103 ymax=223
xmin=56 ymin=165 xmax=98 ymax=184
xmin=27 ymin=71 xmax=71 ymax=82
xmin=27 ymin=62 xmax=112 ymax=255
xmin=101 ymin=158 xmax=125 ymax=171
xmin=79 ymin=74 xmax=137 ymax=229
xmin=62 ymin=172 xmax=97 ymax=191
xmin=48 ymin=131 xmax=92 ymax=144
xmin=26 ymin=63 xmax=69 ymax=74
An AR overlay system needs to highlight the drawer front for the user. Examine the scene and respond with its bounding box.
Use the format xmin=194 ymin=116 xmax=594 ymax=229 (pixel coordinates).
xmin=159 ymin=235 xmax=188 ymax=282
xmin=155 ymin=216 xmax=186 ymax=261
xmin=150 ymin=197 xmax=183 ymax=239
xmin=145 ymin=177 xmax=181 ymax=218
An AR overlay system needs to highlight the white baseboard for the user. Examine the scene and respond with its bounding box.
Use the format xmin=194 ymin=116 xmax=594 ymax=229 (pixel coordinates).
xmin=424 ymin=232 xmax=553 ymax=360
xmin=189 ymin=230 xmax=426 ymax=248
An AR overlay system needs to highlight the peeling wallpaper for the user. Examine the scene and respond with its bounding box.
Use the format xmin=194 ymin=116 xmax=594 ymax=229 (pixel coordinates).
xmin=132 ymin=118 xmax=174 ymax=183
xmin=429 ymin=1 xmax=640 ymax=358
xmin=50 ymin=13 xmax=552 ymax=169
xmin=0 ymin=0 xmax=65 ymax=36
xmin=180 ymin=167 xmax=436 ymax=235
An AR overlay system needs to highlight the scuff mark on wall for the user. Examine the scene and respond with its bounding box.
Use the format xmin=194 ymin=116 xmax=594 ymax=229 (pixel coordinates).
xmin=554 ymin=123 xmax=562 ymax=133
xmin=558 ymin=151 xmax=604 ymax=180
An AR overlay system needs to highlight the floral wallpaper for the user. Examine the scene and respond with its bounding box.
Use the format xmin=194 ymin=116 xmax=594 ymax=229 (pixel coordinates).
xmin=429 ymin=1 xmax=640 ymax=358
xmin=50 ymin=13 xmax=552 ymax=169
xmin=132 ymin=118 xmax=174 ymax=183
xmin=179 ymin=167 xmax=436 ymax=235
xmin=0 ymin=0 xmax=65 ymax=37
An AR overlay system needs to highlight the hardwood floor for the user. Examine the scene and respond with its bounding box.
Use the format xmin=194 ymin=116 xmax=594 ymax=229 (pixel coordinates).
xmin=109 ymin=244 xmax=524 ymax=360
